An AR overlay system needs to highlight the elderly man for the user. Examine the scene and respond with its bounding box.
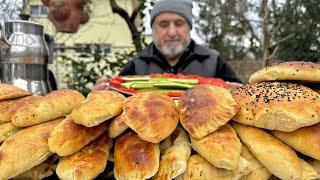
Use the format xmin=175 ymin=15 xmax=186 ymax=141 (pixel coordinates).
xmin=93 ymin=0 xmax=241 ymax=91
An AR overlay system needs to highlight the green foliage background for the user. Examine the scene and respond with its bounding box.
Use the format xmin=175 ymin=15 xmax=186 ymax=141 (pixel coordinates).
xmin=58 ymin=45 xmax=134 ymax=96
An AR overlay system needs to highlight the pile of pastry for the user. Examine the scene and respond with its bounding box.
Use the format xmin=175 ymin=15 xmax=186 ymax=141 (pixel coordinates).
xmin=0 ymin=61 xmax=319 ymax=180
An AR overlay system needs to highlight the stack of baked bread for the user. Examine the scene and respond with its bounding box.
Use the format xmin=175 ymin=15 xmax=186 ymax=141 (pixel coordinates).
xmin=0 ymin=60 xmax=319 ymax=180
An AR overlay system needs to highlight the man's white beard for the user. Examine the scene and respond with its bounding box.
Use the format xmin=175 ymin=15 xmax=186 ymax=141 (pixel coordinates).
xmin=153 ymin=33 xmax=191 ymax=60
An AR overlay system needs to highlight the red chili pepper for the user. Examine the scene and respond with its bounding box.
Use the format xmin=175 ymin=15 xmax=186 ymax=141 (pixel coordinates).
xmin=167 ymin=91 xmax=183 ymax=97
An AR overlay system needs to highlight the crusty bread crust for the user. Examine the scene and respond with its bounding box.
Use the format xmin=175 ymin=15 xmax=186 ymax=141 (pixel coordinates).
xmin=179 ymin=84 xmax=239 ymax=139
xmin=48 ymin=116 xmax=106 ymax=156
xmin=249 ymin=61 xmax=320 ymax=83
xmin=0 ymin=119 xmax=62 ymax=179
xmin=114 ymin=131 xmax=160 ymax=180
xmin=190 ymin=124 xmax=241 ymax=170
xmin=0 ymin=83 xmax=31 ymax=101
xmin=231 ymin=82 xmax=320 ymax=132
xmin=12 ymin=89 xmax=84 ymax=127
xmin=71 ymin=90 xmax=125 ymax=127
xmin=108 ymin=114 xmax=128 ymax=138
xmin=157 ymin=126 xmax=191 ymax=179
xmin=0 ymin=122 xmax=20 ymax=143
xmin=56 ymin=133 xmax=112 ymax=180
xmin=0 ymin=95 xmax=42 ymax=124
xmin=272 ymin=122 xmax=320 ymax=160
xmin=232 ymin=122 xmax=302 ymax=180
xmin=122 ymin=92 xmax=179 ymax=143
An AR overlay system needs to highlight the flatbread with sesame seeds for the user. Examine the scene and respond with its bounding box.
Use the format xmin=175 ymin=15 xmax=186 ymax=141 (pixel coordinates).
xmin=231 ymin=82 xmax=320 ymax=132
xmin=249 ymin=61 xmax=320 ymax=84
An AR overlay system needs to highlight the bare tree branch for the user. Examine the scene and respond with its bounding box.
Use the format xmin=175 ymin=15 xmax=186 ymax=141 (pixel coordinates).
xmin=271 ymin=33 xmax=295 ymax=48
xmin=130 ymin=0 xmax=144 ymax=23
xmin=265 ymin=45 xmax=279 ymax=61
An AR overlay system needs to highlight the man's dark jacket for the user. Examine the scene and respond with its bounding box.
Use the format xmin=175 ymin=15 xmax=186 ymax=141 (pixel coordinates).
xmin=120 ymin=41 xmax=241 ymax=82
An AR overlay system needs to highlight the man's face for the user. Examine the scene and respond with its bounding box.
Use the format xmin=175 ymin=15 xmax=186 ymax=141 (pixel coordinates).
xmin=152 ymin=12 xmax=191 ymax=60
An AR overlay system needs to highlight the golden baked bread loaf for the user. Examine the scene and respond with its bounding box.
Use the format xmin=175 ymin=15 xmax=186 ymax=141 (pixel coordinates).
xmin=114 ymin=131 xmax=160 ymax=180
xmin=0 ymin=95 xmax=42 ymax=124
xmin=190 ymin=124 xmax=241 ymax=170
xmin=231 ymin=82 xmax=320 ymax=132
xmin=310 ymin=160 xmax=320 ymax=174
xmin=179 ymin=84 xmax=239 ymax=139
xmin=300 ymin=158 xmax=320 ymax=180
xmin=122 ymin=92 xmax=179 ymax=143
xmin=183 ymin=154 xmax=251 ymax=180
xmin=0 ymin=122 xmax=21 ymax=143
xmin=108 ymin=114 xmax=129 ymax=138
xmin=240 ymin=145 xmax=271 ymax=180
xmin=56 ymin=133 xmax=112 ymax=180
xmin=48 ymin=116 xmax=106 ymax=156
xmin=12 ymin=89 xmax=84 ymax=127
xmin=156 ymin=126 xmax=191 ymax=179
xmin=0 ymin=83 xmax=31 ymax=101
xmin=232 ymin=122 xmax=302 ymax=180
xmin=13 ymin=155 xmax=58 ymax=180
xmin=0 ymin=119 xmax=62 ymax=179
xmin=71 ymin=90 xmax=125 ymax=127
xmin=271 ymin=122 xmax=320 ymax=160
xmin=249 ymin=61 xmax=320 ymax=83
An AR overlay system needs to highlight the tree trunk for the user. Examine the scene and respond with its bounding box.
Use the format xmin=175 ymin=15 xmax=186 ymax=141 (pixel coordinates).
xmin=109 ymin=0 xmax=143 ymax=52
xmin=262 ymin=0 xmax=271 ymax=67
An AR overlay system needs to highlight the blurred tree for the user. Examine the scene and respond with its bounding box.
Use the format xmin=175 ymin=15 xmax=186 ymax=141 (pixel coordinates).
xmin=195 ymin=0 xmax=319 ymax=65
xmin=196 ymin=0 xmax=261 ymax=61
xmin=274 ymin=0 xmax=320 ymax=62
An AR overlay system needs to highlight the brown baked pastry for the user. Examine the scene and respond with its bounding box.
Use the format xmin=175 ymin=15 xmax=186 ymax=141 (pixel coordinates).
xmin=183 ymin=154 xmax=251 ymax=180
xmin=114 ymin=131 xmax=160 ymax=179
xmin=0 ymin=95 xmax=42 ymax=124
xmin=71 ymin=90 xmax=125 ymax=127
xmin=232 ymin=122 xmax=302 ymax=180
xmin=179 ymin=84 xmax=239 ymax=139
xmin=56 ymin=133 xmax=112 ymax=180
xmin=156 ymin=126 xmax=191 ymax=179
xmin=0 ymin=118 xmax=62 ymax=179
xmin=108 ymin=113 xmax=129 ymax=138
xmin=249 ymin=61 xmax=320 ymax=83
xmin=232 ymin=82 xmax=320 ymax=132
xmin=190 ymin=124 xmax=241 ymax=170
xmin=122 ymin=92 xmax=179 ymax=143
xmin=299 ymin=158 xmax=320 ymax=180
xmin=0 ymin=83 xmax=31 ymax=101
xmin=48 ymin=115 xmax=106 ymax=156
xmin=310 ymin=160 xmax=320 ymax=174
xmin=12 ymin=89 xmax=84 ymax=127
xmin=13 ymin=155 xmax=58 ymax=180
xmin=240 ymin=145 xmax=271 ymax=180
xmin=271 ymin=122 xmax=320 ymax=160
xmin=0 ymin=122 xmax=21 ymax=143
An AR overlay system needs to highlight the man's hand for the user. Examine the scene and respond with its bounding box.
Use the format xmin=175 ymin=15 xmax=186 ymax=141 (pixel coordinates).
xmin=92 ymin=77 xmax=109 ymax=91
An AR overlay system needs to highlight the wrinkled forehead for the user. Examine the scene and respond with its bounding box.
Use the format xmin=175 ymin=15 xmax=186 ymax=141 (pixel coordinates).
xmin=153 ymin=12 xmax=188 ymax=23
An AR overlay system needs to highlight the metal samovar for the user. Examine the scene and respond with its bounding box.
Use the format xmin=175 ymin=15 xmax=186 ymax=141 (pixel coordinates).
xmin=0 ymin=20 xmax=52 ymax=95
